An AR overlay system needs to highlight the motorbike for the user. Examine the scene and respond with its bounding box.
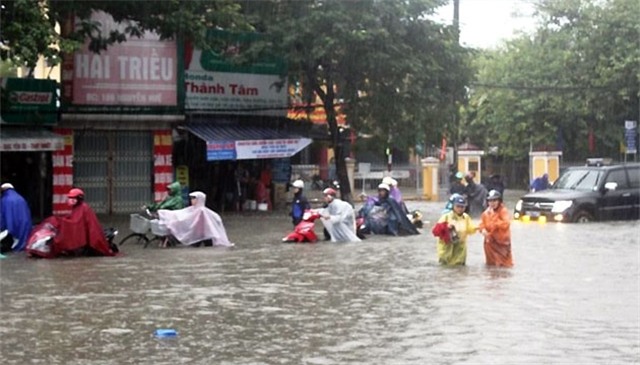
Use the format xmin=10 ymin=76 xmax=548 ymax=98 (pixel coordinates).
xmin=311 ymin=175 xmax=340 ymax=191
xmin=282 ymin=210 xmax=321 ymax=243
xmin=26 ymin=224 xmax=119 ymax=258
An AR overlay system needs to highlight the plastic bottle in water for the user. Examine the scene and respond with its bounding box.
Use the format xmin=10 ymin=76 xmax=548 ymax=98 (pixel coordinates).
xmin=154 ymin=328 xmax=178 ymax=338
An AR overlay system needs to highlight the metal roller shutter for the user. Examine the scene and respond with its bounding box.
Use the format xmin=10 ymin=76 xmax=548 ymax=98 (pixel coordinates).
xmin=74 ymin=131 xmax=153 ymax=214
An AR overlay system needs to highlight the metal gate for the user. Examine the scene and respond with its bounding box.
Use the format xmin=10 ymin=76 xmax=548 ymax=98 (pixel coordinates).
xmin=74 ymin=131 xmax=153 ymax=214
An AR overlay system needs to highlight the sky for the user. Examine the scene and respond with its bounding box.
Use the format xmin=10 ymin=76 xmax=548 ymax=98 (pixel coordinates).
xmin=433 ymin=0 xmax=539 ymax=49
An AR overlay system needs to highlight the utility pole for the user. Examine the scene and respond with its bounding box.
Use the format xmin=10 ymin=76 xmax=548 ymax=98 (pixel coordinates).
xmin=452 ymin=0 xmax=460 ymax=174
xmin=453 ymin=0 xmax=460 ymax=42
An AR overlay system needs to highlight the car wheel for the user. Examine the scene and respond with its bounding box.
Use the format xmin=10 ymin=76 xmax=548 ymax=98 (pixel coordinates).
xmin=573 ymin=210 xmax=594 ymax=223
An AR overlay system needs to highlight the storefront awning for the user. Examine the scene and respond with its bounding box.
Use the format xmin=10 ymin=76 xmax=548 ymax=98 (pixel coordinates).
xmin=0 ymin=127 xmax=64 ymax=151
xmin=185 ymin=123 xmax=312 ymax=161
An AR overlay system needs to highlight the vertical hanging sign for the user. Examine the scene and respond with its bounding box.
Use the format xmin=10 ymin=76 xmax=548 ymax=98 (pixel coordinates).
xmin=153 ymin=130 xmax=174 ymax=202
xmin=52 ymin=128 xmax=74 ymax=215
xmin=624 ymin=120 xmax=637 ymax=154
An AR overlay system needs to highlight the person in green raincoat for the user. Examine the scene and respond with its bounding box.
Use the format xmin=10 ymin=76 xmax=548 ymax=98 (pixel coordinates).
xmin=145 ymin=181 xmax=185 ymax=212
xmin=433 ymin=195 xmax=477 ymax=266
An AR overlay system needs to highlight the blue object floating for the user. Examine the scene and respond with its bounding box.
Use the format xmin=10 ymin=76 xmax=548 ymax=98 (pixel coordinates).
xmin=154 ymin=329 xmax=178 ymax=338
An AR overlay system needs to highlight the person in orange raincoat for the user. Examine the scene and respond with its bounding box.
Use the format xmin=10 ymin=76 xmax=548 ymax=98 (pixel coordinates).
xmin=478 ymin=190 xmax=513 ymax=267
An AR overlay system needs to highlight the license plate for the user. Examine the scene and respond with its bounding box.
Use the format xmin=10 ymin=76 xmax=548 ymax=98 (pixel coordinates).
xmin=526 ymin=211 xmax=540 ymax=218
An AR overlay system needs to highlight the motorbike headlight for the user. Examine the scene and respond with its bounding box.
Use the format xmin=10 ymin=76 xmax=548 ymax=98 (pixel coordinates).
xmin=515 ymin=200 xmax=523 ymax=211
xmin=551 ymin=200 xmax=573 ymax=213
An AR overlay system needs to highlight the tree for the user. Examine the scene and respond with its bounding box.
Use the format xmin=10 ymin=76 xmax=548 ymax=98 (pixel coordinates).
xmin=244 ymin=0 xmax=469 ymax=202
xmin=465 ymin=0 xmax=640 ymax=163
xmin=0 ymin=0 xmax=250 ymax=75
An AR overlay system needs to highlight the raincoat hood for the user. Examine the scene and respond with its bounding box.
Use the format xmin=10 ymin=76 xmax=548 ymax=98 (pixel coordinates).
xmin=189 ymin=191 xmax=207 ymax=208
xmin=168 ymin=181 xmax=182 ymax=196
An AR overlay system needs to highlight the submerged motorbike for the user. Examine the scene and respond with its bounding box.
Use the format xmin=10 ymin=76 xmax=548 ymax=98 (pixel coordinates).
xmin=282 ymin=210 xmax=321 ymax=243
xmin=26 ymin=224 xmax=118 ymax=258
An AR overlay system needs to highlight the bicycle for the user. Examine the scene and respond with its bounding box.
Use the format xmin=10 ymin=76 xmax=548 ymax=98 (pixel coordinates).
xmin=118 ymin=210 xmax=175 ymax=248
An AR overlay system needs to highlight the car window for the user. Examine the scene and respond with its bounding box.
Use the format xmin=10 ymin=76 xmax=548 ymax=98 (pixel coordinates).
xmin=627 ymin=166 xmax=640 ymax=189
xmin=605 ymin=169 xmax=629 ymax=189
xmin=554 ymin=169 xmax=602 ymax=191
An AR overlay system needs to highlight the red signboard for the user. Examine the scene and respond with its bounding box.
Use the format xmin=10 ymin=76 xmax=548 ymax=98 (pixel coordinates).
xmin=52 ymin=128 xmax=74 ymax=216
xmin=153 ymin=130 xmax=174 ymax=202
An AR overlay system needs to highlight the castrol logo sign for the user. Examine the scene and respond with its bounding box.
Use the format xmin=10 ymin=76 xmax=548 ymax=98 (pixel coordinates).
xmin=9 ymin=91 xmax=53 ymax=105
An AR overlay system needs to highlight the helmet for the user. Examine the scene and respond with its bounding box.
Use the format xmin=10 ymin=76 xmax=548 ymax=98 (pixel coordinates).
xmin=453 ymin=195 xmax=467 ymax=207
xmin=1 ymin=183 xmax=14 ymax=190
xmin=382 ymin=176 xmax=395 ymax=186
xmin=449 ymin=193 xmax=463 ymax=202
xmin=455 ymin=172 xmax=463 ymax=180
xmin=487 ymin=190 xmax=502 ymax=201
xmin=377 ymin=183 xmax=390 ymax=192
xmin=323 ymin=187 xmax=337 ymax=196
xmin=68 ymin=188 xmax=84 ymax=199
xmin=292 ymin=180 xmax=304 ymax=189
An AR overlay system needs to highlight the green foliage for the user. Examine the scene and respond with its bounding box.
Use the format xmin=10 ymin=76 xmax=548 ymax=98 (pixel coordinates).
xmin=465 ymin=0 xmax=640 ymax=161
xmin=0 ymin=0 xmax=251 ymax=72
xmin=244 ymin=0 xmax=470 ymax=149
xmin=241 ymin=0 xmax=470 ymax=199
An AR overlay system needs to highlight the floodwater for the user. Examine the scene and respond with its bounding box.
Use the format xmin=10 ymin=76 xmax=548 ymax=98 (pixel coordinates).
xmin=1 ymin=202 xmax=639 ymax=364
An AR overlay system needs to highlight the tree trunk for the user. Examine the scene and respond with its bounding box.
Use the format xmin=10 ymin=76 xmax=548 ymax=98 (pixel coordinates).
xmin=310 ymin=69 xmax=353 ymax=204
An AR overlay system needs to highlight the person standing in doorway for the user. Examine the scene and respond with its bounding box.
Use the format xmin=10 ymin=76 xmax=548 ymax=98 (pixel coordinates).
xmin=234 ymin=163 xmax=250 ymax=212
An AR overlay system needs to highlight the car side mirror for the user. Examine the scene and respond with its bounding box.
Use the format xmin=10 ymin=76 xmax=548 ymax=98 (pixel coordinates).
xmin=604 ymin=182 xmax=618 ymax=192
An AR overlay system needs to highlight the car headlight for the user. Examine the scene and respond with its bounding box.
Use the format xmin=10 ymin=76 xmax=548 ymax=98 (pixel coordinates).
xmin=551 ymin=200 xmax=573 ymax=213
xmin=515 ymin=199 xmax=523 ymax=211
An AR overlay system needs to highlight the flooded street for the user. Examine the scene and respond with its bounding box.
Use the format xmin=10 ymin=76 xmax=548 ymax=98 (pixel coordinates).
xmin=1 ymin=201 xmax=639 ymax=364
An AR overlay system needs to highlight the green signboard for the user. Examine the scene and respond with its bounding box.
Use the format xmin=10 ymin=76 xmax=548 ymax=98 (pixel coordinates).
xmin=0 ymin=77 xmax=58 ymax=125
xmin=199 ymin=29 xmax=286 ymax=75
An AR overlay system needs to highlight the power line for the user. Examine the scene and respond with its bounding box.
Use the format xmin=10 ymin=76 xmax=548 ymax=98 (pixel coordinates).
xmin=469 ymin=82 xmax=626 ymax=92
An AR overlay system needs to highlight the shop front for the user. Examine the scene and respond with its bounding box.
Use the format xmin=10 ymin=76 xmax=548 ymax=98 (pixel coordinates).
xmin=58 ymin=11 xmax=182 ymax=214
xmin=174 ymin=118 xmax=313 ymax=211
xmin=1 ymin=77 xmax=63 ymax=220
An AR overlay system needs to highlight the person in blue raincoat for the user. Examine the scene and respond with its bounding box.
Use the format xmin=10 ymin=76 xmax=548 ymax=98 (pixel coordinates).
xmin=530 ymin=174 xmax=550 ymax=192
xmin=0 ymin=183 xmax=32 ymax=253
xmin=290 ymin=180 xmax=310 ymax=227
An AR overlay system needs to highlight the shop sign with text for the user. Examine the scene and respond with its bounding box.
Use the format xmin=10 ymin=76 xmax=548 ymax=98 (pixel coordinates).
xmin=184 ymin=30 xmax=287 ymax=116
xmin=61 ymin=11 xmax=180 ymax=114
xmin=1 ymin=78 xmax=57 ymax=125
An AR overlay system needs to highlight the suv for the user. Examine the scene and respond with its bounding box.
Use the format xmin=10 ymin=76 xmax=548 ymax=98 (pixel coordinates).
xmin=514 ymin=162 xmax=640 ymax=223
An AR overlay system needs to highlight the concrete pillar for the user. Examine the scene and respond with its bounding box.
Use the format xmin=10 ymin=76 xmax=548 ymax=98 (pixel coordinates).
xmin=529 ymin=151 xmax=562 ymax=184
xmin=345 ymin=157 xmax=356 ymax=193
xmin=421 ymin=157 xmax=439 ymax=201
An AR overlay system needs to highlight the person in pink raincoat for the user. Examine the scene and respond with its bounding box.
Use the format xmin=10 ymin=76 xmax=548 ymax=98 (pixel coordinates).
xmin=158 ymin=191 xmax=233 ymax=247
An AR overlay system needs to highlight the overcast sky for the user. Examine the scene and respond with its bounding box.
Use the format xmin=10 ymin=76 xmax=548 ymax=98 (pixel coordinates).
xmin=433 ymin=0 xmax=539 ymax=49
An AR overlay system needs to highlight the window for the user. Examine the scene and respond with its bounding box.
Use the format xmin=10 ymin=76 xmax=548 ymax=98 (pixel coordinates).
xmin=626 ymin=166 xmax=640 ymax=189
xmin=605 ymin=169 xmax=629 ymax=189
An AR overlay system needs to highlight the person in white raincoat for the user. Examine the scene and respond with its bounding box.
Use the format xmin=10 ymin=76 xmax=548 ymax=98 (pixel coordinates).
xmin=158 ymin=191 xmax=233 ymax=247
xmin=320 ymin=188 xmax=361 ymax=243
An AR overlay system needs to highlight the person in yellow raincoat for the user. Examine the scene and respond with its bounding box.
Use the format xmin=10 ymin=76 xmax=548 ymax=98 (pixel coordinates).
xmin=433 ymin=195 xmax=477 ymax=265
xmin=478 ymin=190 xmax=513 ymax=267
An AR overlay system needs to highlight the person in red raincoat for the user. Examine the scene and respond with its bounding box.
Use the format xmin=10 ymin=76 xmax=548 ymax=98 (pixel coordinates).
xmin=27 ymin=188 xmax=115 ymax=258
xmin=478 ymin=190 xmax=513 ymax=267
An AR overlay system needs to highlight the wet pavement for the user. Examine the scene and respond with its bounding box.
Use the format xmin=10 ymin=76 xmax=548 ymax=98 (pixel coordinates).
xmin=1 ymin=190 xmax=639 ymax=364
